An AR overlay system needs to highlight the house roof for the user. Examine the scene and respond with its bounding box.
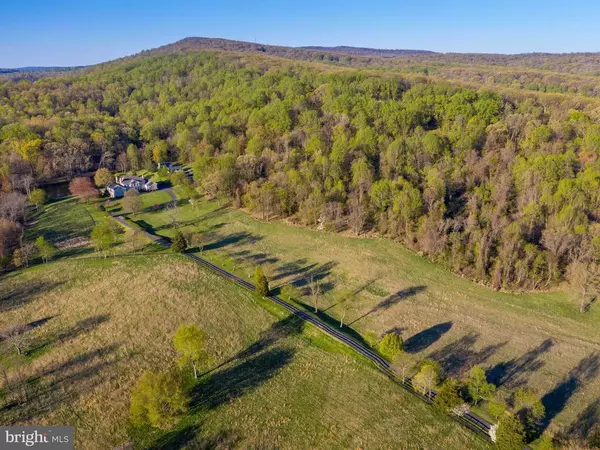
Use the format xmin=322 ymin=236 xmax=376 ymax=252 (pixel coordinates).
xmin=107 ymin=183 xmax=124 ymax=190
xmin=120 ymin=176 xmax=147 ymax=183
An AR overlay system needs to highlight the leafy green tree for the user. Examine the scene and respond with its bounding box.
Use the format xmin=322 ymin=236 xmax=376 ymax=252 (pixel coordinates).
xmin=254 ymin=265 xmax=269 ymax=297
xmin=35 ymin=236 xmax=55 ymax=263
xmin=156 ymin=165 xmax=169 ymax=180
xmin=412 ymin=359 xmax=441 ymax=398
xmin=90 ymin=222 xmax=115 ymax=257
xmin=495 ymin=413 xmax=525 ymax=450
xmin=170 ymin=171 xmax=189 ymax=187
xmin=487 ymin=398 xmax=507 ymax=421
xmin=94 ymin=168 xmax=113 ymax=187
xmin=531 ymin=433 xmax=555 ymax=450
xmin=433 ymin=379 xmax=464 ymax=413
xmin=379 ymin=332 xmax=404 ymax=361
xmin=171 ymin=231 xmax=187 ymax=253
xmin=512 ymin=387 xmax=545 ymax=441
xmin=28 ymin=188 xmax=47 ymax=211
xmin=173 ymin=324 xmax=205 ymax=379
xmin=152 ymin=140 xmax=169 ymax=164
xmin=467 ymin=365 xmax=496 ymax=404
xmin=127 ymin=144 xmax=140 ymax=171
xmin=130 ymin=369 xmax=188 ymax=429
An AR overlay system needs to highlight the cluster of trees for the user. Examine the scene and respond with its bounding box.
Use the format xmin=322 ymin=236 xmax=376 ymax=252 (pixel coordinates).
xmin=3 ymin=50 xmax=600 ymax=294
xmin=130 ymin=324 xmax=204 ymax=429
xmin=0 ymin=182 xmax=54 ymax=270
xmin=395 ymin=349 xmax=547 ymax=449
xmin=374 ymin=329 xmax=553 ymax=448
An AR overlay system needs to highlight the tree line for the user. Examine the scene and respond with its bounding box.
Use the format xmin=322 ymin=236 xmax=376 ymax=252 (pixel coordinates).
xmin=2 ymin=51 xmax=600 ymax=296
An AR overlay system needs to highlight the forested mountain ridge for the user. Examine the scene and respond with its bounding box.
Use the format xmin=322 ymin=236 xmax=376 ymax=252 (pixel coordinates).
xmin=141 ymin=38 xmax=600 ymax=98
xmin=2 ymin=47 xmax=600 ymax=293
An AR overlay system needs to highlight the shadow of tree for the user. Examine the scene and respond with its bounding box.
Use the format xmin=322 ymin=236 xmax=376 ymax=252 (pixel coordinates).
xmin=0 ymin=344 xmax=120 ymax=423
xmin=348 ymin=285 xmax=426 ymax=325
xmin=27 ymin=314 xmax=110 ymax=355
xmin=286 ymin=261 xmax=337 ymax=295
xmin=0 ymin=281 xmax=66 ymax=313
xmin=486 ymin=339 xmax=554 ymax=387
xmin=198 ymin=315 xmax=304 ymax=381
xmin=190 ymin=347 xmax=295 ymax=413
xmin=233 ymin=316 xmax=304 ymax=362
xmin=150 ymin=427 xmax=238 ymax=450
xmin=428 ymin=333 xmax=507 ymax=377
xmin=228 ymin=250 xmax=279 ymax=268
xmin=271 ymin=259 xmax=309 ymax=282
xmin=566 ymin=397 xmax=600 ymax=441
xmin=203 ymin=232 xmax=263 ymax=251
xmin=403 ymin=321 xmax=453 ymax=353
xmin=0 ymin=316 xmax=56 ymax=340
xmin=541 ymin=352 xmax=600 ymax=430
xmin=383 ymin=326 xmax=406 ymax=337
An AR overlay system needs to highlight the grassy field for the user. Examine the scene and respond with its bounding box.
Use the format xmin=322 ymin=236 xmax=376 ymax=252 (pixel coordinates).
xmin=26 ymin=197 xmax=97 ymax=244
xmin=0 ymin=256 xmax=488 ymax=450
xmin=128 ymin=190 xmax=600 ymax=436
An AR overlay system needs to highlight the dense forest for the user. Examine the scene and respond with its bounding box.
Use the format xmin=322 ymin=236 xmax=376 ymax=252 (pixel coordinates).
xmin=2 ymin=49 xmax=600 ymax=291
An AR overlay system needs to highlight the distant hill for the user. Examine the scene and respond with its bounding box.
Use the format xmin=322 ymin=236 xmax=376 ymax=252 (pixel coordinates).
xmin=301 ymin=45 xmax=437 ymax=57
xmin=0 ymin=66 xmax=84 ymax=81
xmin=131 ymin=37 xmax=600 ymax=98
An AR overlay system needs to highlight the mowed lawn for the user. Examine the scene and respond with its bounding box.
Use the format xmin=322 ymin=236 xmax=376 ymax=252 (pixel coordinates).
xmin=130 ymin=193 xmax=600 ymax=434
xmin=0 ymin=256 xmax=488 ymax=450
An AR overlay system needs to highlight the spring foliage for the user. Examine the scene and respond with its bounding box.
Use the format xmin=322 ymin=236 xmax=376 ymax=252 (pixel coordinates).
xmin=130 ymin=369 xmax=188 ymax=429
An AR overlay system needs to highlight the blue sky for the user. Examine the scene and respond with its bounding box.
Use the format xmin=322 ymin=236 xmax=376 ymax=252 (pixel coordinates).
xmin=2 ymin=0 xmax=599 ymax=67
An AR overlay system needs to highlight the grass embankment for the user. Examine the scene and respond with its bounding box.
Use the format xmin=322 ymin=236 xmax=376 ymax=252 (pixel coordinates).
xmin=0 ymin=256 xmax=487 ymax=450
xmin=129 ymin=191 xmax=600 ymax=433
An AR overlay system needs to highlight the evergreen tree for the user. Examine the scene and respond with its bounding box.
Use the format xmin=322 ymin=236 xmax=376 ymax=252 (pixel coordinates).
xmin=254 ymin=265 xmax=269 ymax=297
xmin=171 ymin=231 xmax=187 ymax=253
xmin=379 ymin=332 xmax=404 ymax=361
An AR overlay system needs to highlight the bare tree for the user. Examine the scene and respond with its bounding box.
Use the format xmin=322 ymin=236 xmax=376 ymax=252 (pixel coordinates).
xmin=115 ymin=153 xmax=129 ymax=173
xmin=568 ymin=261 xmax=600 ymax=312
xmin=12 ymin=174 xmax=35 ymax=197
xmin=13 ymin=242 xmax=36 ymax=268
xmin=309 ymin=275 xmax=321 ymax=313
xmin=166 ymin=203 xmax=179 ymax=228
xmin=348 ymin=192 xmax=365 ymax=235
xmin=0 ymin=219 xmax=23 ymax=260
xmin=49 ymin=138 xmax=91 ymax=179
xmin=1 ymin=324 xmax=30 ymax=356
xmin=127 ymin=230 xmax=146 ymax=252
xmin=0 ymin=192 xmax=28 ymax=223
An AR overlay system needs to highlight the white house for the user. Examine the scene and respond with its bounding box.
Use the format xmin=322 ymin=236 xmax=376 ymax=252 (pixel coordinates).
xmin=106 ymin=183 xmax=127 ymax=198
xmin=106 ymin=176 xmax=158 ymax=198
xmin=116 ymin=176 xmax=158 ymax=192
